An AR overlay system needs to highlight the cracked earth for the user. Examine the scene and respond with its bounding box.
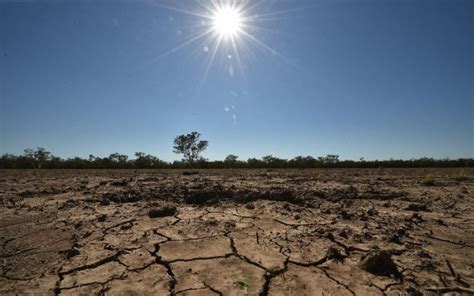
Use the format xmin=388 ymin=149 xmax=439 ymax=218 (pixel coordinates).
xmin=1 ymin=169 xmax=473 ymax=295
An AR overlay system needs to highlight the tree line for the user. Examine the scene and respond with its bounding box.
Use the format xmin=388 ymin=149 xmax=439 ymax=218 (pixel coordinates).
xmin=1 ymin=132 xmax=472 ymax=169
xmin=1 ymin=149 xmax=472 ymax=169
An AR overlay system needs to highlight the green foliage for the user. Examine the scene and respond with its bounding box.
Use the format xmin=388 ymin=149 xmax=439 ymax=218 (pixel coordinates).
xmin=452 ymin=170 xmax=469 ymax=182
xmin=224 ymin=154 xmax=239 ymax=163
xmin=234 ymin=281 xmax=249 ymax=293
xmin=173 ymin=132 xmax=209 ymax=163
xmin=133 ymin=152 xmax=166 ymax=169
xmin=422 ymin=175 xmax=435 ymax=186
xmin=318 ymin=154 xmax=339 ymax=166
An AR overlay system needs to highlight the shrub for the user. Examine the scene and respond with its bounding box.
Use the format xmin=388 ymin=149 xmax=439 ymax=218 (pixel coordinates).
xmin=452 ymin=170 xmax=468 ymax=182
xmin=422 ymin=175 xmax=435 ymax=186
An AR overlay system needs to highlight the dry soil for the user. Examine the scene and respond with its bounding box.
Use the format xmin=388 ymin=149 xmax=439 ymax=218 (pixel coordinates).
xmin=0 ymin=168 xmax=473 ymax=295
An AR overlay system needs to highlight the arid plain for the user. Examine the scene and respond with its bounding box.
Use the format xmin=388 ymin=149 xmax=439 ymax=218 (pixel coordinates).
xmin=1 ymin=168 xmax=473 ymax=295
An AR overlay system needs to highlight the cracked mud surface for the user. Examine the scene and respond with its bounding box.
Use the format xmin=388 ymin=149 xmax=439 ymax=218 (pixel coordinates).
xmin=1 ymin=168 xmax=473 ymax=295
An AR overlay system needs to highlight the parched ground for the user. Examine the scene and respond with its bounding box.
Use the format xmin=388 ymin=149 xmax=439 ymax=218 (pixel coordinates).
xmin=0 ymin=168 xmax=473 ymax=295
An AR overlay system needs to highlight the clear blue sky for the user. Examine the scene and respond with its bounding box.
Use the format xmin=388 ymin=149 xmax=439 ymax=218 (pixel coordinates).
xmin=1 ymin=0 xmax=473 ymax=161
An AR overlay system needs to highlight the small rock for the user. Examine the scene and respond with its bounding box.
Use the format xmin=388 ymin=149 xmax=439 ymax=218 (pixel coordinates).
xmin=326 ymin=247 xmax=345 ymax=262
xmin=19 ymin=190 xmax=34 ymax=198
xmin=338 ymin=229 xmax=349 ymax=239
xmin=340 ymin=209 xmax=352 ymax=220
xmin=110 ymin=180 xmax=128 ymax=186
xmin=387 ymin=234 xmax=401 ymax=244
xmin=282 ymin=203 xmax=291 ymax=211
xmin=61 ymin=248 xmax=80 ymax=259
xmin=121 ymin=223 xmax=133 ymax=230
xmin=224 ymin=221 xmax=236 ymax=229
xmin=405 ymin=203 xmax=429 ymax=212
xmin=97 ymin=214 xmax=107 ymax=222
xmin=367 ymin=208 xmax=378 ymax=216
xmin=405 ymin=286 xmax=422 ymax=296
xmin=208 ymin=218 xmax=219 ymax=226
xmin=100 ymin=197 xmax=110 ymax=206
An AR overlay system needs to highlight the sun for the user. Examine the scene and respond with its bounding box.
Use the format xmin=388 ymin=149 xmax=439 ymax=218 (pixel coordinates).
xmin=157 ymin=0 xmax=287 ymax=78
xmin=212 ymin=6 xmax=242 ymax=38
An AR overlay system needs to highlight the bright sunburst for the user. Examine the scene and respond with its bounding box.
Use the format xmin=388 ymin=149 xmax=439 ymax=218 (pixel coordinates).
xmin=156 ymin=0 xmax=291 ymax=79
xmin=212 ymin=5 xmax=242 ymax=38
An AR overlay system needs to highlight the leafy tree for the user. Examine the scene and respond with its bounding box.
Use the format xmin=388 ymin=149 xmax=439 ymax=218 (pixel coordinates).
xmin=22 ymin=147 xmax=52 ymax=168
xmin=289 ymin=156 xmax=319 ymax=168
xmin=262 ymin=155 xmax=277 ymax=163
xmin=34 ymin=147 xmax=51 ymax=168
xmin=134 ymin=152 xmax=165 ymax=168
xmin=108 ymin=153 xmax=128 ymax=168
xmin=261 ymin=155 xmax=287 ymax=168
xmin=224 ymin=154 xmax=239 ymax=163
xmin=247 ymin=158 xmax=263 ymax=168
xmin=318 ymin=154 xmax=340 ymax=165
xmin=173 ymin=132 xmax=208 ymax=163
xmin=23 ymin=148 xmax=35 ymax=168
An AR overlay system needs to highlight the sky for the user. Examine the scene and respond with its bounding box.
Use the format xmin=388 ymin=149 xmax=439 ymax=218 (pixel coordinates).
xmin=1 ymin=0 xmax=473 ymax=161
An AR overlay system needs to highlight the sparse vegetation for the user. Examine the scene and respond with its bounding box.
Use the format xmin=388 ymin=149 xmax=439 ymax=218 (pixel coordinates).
xmin=0 ymin=145 xmax=473 ymax=169
xmin=422 ymin=175 xmax=435 ymax=186
xmin=452 ymin=170 xmax=469 ymax=182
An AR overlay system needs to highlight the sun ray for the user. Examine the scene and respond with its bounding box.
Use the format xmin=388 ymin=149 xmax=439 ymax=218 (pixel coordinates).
xmin=205 ymin=34 xmax=223 ymax=78
xmin=157 ymin=28 xmax=214 ymax=58
xmin=230 ymin=34 xmax=243 ymax=75
xmin=244 ymin=6 xmax=312 ymax=21
xmin=153 ymin=2 xmax=213 ymax=19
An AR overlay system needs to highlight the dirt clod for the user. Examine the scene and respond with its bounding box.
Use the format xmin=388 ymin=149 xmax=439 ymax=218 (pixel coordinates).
xmin=97 ymin=214 xmax=108 ymax=222
xmin=148 ymin=206 xmax=177 ymax=218
xmin=110 ymin=180 xmax=128 ymax=186
xmin=60 ymin=248 xmax=80 ymax=259
xmin=326 ymin=246 xmax=345 ymax=262
xmin=183 ymin=171 xmax=199 ymax=176
xmin=405 ymin=203 xmax=429 ymax=212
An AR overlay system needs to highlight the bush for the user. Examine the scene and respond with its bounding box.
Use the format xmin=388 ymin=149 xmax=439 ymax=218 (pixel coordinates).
xmin=452 ymin=170 xmax=468 ymax=182
xmin=422 ymin=175 xmax=435 ymax=186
